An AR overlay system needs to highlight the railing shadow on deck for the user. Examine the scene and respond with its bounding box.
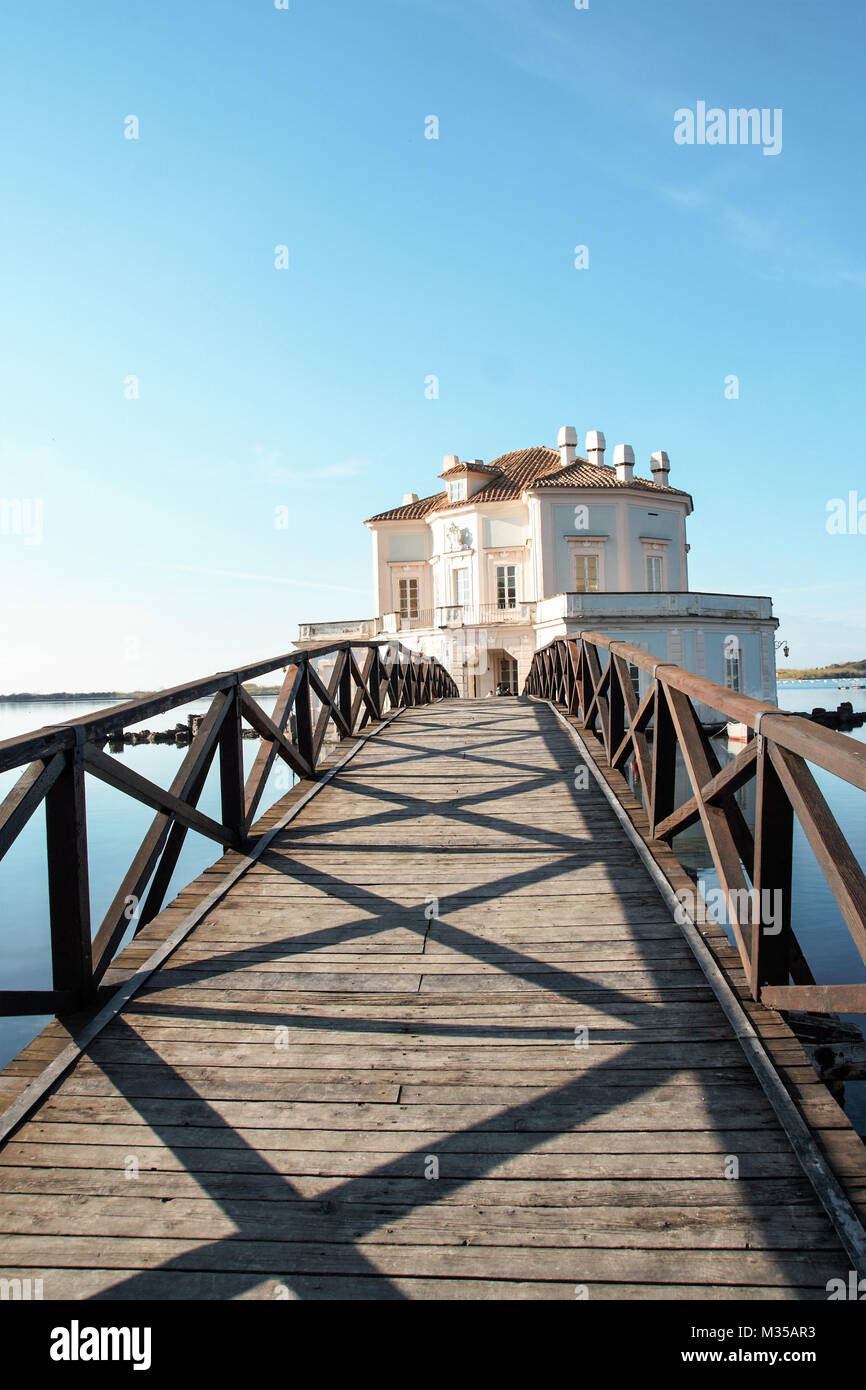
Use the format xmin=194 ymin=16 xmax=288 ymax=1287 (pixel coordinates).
xmin=62 ymin=699 xmax=846 ymax=1299
xmin=525 ymin=632 xmax=866 ymax=1016
xmin=0 ymin=640 xmax=458 ymax=1017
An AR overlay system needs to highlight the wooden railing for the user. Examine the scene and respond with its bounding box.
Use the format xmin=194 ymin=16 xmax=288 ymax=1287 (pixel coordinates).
xmin=0 ymin=640 xmax=458 ymax=1016
xmin=525 ymin=632 xmax=866 ymax=1010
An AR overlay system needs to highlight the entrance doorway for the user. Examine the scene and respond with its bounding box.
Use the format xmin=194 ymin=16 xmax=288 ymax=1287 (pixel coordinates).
xmin=498 ymin=656 xmax=519 ymax=693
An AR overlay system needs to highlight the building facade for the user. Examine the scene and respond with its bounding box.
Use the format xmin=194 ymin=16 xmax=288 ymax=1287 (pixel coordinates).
xmin=297 ymin=425 xmax=779 ymax=712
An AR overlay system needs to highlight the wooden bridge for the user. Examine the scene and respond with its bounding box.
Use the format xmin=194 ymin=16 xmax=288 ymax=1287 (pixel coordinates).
xmin=1 ymin=637 xmax=866 ymax=1300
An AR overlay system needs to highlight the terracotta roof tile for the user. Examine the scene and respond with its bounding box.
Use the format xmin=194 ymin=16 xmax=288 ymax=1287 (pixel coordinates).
xmin=365 ymin=445 xmax=691 ymax=522
xmin=365 ymin=491 xmax=445 ymax=523
xmin=438 ymin=461 xmax=502 ymax=479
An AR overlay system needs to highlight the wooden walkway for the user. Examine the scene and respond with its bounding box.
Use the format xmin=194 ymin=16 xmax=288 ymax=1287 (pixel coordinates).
xmin=1 ymin=697 xmax=864 ymax=1299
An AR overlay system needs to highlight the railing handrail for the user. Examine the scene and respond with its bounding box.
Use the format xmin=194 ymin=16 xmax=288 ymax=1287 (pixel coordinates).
xmin=531 ymin=631 xmax=866 ymax=794
xmin=0 ymin=639 xmax=429 ymax=775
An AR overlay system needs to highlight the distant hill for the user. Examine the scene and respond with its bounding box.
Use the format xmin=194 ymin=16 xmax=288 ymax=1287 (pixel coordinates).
xmin=778 ymin=658 xmax=866 ymax=681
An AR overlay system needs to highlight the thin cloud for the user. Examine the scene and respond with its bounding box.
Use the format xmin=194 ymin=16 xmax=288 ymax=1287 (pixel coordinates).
xmin=251 ymin=446 xmax=368 ymax=484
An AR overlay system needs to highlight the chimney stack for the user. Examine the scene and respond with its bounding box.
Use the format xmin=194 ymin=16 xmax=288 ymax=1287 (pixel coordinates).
xmin=650 ymin=450 xmax=670 ymax=487
xmin=402 ymin=492 xmax=419 ymax=505
xmin=585 ymin=430 xmax=606 ymax=469
xmin=614 ymin=444 xmax=635 ymax=483
xmin=557 ymin=425 xmax=578 ymax=469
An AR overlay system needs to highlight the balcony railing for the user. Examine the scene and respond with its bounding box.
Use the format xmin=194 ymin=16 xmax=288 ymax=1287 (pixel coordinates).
xmin=298 ymin=618 xmax=379 ymax=640
xmin=299 ymin=592 xmax=773 ymax=644
xmin=459 ymin=602 xmax=536 ymax=626
xmin=380 ymin=604 xmax=536 ymax=632
xmin=536 ymin=591 xmax=775 ymax=624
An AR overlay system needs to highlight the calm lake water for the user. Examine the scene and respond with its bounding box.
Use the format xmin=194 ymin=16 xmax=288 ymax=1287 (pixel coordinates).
xmin=1 ymin=682 xmax=865 ymax=1132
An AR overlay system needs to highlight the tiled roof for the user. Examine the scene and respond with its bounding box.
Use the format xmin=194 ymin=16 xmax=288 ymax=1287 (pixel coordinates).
xmin=438 ymin=460 xmax=502 ymax=479
xmin=365 ymin=445 xmax=691 ymax=522
xmin=365 ymin=490 xmax=446 ymax=522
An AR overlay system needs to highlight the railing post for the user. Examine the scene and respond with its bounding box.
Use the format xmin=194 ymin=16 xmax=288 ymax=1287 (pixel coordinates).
xmin=609 ymin=655 xmax=626 ymax=755
xmin=219 ymin=681 xmax=246 ymax=849
xmin=338 ymin=646 xmax=353 ymax=734
xmin=649 ymin=681 xmax=677 ymax=837
xmin=294 ymin=662 xmax=316 ymax=772
xmin=389 ymin=654 xmax=401 ymax=709
xmin=45 ymin=735 xmax=94 ymax=1001
xmin=368 ymin=648 xmax=383 ymax=719
xmin=749 ymin=736 xmax=793 ymax=997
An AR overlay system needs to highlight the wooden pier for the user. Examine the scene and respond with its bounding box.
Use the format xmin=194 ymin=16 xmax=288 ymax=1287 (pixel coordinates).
xmin=1 ymin=639 xmax=866 ymax=1299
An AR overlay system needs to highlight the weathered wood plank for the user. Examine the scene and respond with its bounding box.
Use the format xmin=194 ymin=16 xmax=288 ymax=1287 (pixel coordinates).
xmin=1 ymin=696 xmax=863 ymax=1301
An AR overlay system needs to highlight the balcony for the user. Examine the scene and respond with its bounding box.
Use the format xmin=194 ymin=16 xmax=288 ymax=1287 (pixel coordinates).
xmin=437 ymin=602 xmax=536 ymax=627
xmin=297 ymin=592 xmax=775 ymax=649
xmin=535 ymin=591 xmax=775 ymax=625
xmin=297 ymin=618 xmax=380 ymax=644
xmin=380 ymin=603 xmax=536 ymax=632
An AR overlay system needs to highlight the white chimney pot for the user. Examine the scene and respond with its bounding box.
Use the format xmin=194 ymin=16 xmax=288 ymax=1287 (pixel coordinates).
xmin=585 ymin=430 xmax=606 ymax=468
xmin=557 ymin=425 xmax=578 ymax=468
xmin=650 ymin=450 xmax=671 ymax=485
xmin=402 ymin=492 xmax=419 ymax=505
xmin=614 ymin=444 xmax=635 ymax=483
xmin=442 ymin=453 xmax=460 ymax=471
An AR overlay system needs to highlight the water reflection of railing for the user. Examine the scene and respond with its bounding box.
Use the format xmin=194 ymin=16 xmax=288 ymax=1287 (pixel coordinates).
xmin=526 ymin=630 xmax=866 ymax=1011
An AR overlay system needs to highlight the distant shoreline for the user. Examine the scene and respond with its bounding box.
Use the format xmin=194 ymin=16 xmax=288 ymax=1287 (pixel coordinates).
xmin=778 ymin=660 xmax=866 ymax=681
xmin=0 ymin=685 xmax=281 ymax=702
xmin=0 ymin=692 xmax=141 ymax=702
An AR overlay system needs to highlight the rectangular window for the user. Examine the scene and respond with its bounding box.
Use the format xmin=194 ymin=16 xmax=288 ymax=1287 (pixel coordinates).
xmin=398 ymin=577 xmax=419 ymax=619
xmin=447 ymin=479 xmax=467 ymax=502
xmin=725 ymin=652 xmax=741 ymax=692
xmin=454 ymin=568 xmax=470 ymax=608
xmin=496 ymin=564 xmax=517 ymax=608
xmin=574 ymin=554 xmax=599 ymax=593
xmin=499 ymin=657 xmax=519 ymax=691
xmin=646 ymin=555 xmax=663 ymax=592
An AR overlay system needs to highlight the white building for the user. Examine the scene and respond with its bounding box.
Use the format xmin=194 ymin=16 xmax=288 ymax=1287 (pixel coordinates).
xmin=297 ymin=425 xmax=779 ymax=709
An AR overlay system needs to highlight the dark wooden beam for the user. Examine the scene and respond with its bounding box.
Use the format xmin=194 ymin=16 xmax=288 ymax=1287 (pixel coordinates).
xmin=762 ymin=983 xmax=866 ymax=1013
xmin=749 ymin=737 xmax=794 ymax=997
xmin=654 ymin=740 xmax=758 ymax=842
xmin=0 ymin=751 xmax=65 ymax=864
xmin=82 ymin=745 xmax=235 ymax=849
xmin=45 ymin=744 xmax=93 ymax=1000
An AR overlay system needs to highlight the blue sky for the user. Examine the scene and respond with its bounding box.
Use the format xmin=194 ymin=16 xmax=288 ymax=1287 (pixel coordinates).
xmin=1 ymin=0 xmax=864 ymax=689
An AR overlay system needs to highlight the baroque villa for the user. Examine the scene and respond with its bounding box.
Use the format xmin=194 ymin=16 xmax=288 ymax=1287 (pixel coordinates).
xmin=297 ymin=425 xmax=779 ymax=710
